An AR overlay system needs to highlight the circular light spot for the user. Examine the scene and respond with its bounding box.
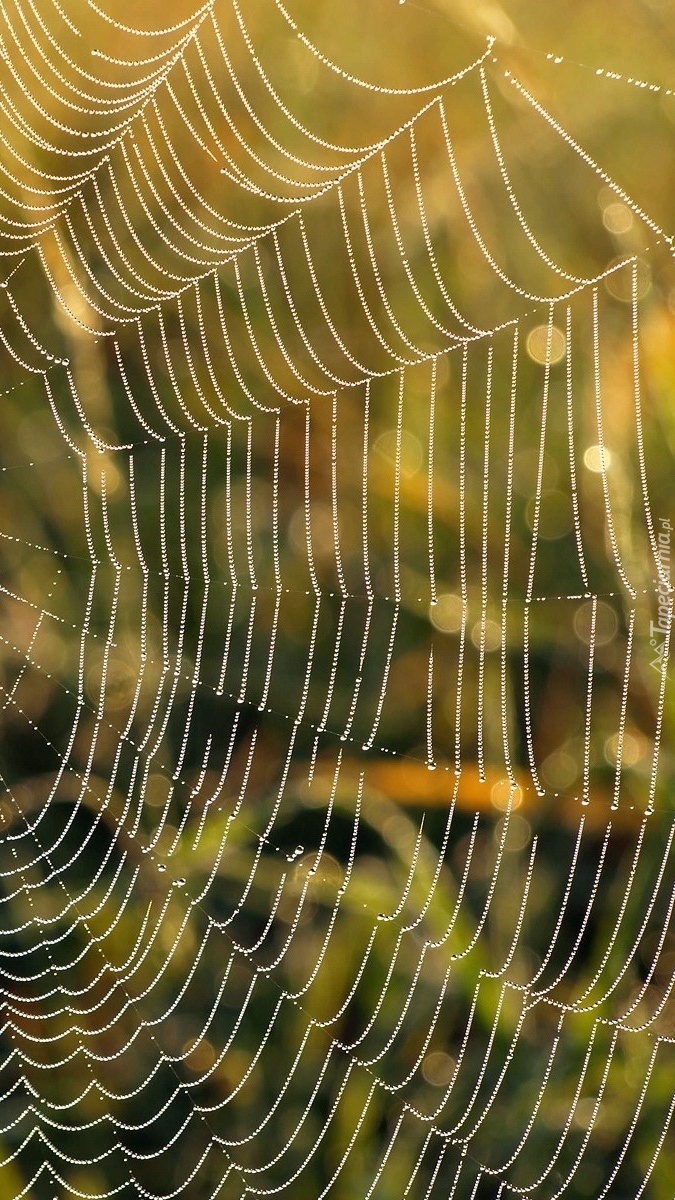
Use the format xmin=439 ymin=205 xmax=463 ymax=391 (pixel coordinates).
xmin=573 ymin=1097 xmax=600 ymax=1129
xmin=429 ymin=593 xmax=463 ymax=633
xmin=103 ymin=459 xmax=121 ymax=496
xmin=470 ymin=618 xmax=501 ymax=651
xmin=583 ymin=444 xmax=612 ymax=473
xmin=374 ymin=429 xmax=423 ymax=478
xmin=597 ymin=185 xmax=620 ymax=209
xmin=604 ymin=257 xmax=651 ymax=302
xmin=182 ymin=1038 xmax=216 ymax=1073
xmin=541 ymin=749 xmax=578 ymax=790
xmin=604 ymin=729 xmax=648 ymax=767
xmin=145 ymin=773 xmax=172 ymax=807
xmin=295 ymin=852 xmax=341 ymax=886
xmin=526 ymin=324 xmax=566 ymax=365
xmin=288 ymin=503 xmax=335 ymax=557
xmin=495 ymin=814 xmax=532 ymax=852
xmin=85 ymin=442 xmax=124 ymax=496
xmin=573 ymin=600 xmax=618 ymax=646
xmin=602 ymin=203 xmax=633 ymax=235
xmin=85 ymin=656 xmax=137 ymax=710
xmin=422 ymin=1051 xmax=456 ymax=1087
xmin=525 ymin=490 xmax=573 ymax=540
xmin=491 ymin=779 xmax=523 ymax=811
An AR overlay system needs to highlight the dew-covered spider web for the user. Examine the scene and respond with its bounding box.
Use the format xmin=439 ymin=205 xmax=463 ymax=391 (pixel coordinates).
xmin=2 ymin=1 xmax=675 ymax=1197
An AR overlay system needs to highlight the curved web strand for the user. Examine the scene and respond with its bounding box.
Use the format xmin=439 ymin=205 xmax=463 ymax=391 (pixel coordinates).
xmin=0 ymin=8 xmax=673 ymax=1200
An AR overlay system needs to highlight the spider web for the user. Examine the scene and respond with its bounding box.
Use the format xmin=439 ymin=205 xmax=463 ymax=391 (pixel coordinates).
xmin=0 ymin=1 xmax=674 ymax=1197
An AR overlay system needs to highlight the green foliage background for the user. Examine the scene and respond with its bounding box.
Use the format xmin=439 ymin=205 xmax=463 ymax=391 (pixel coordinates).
xmin=1 ymin=1 xmax=675 ymax=1197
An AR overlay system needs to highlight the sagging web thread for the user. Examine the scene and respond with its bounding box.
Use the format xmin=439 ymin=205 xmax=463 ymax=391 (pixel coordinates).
xmin=0 ymin=1 xmax=674 ymax=1197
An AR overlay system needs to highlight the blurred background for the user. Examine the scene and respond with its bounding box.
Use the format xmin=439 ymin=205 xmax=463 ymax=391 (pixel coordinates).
xmin=1 ymin=1 xmax=675 ymax=1197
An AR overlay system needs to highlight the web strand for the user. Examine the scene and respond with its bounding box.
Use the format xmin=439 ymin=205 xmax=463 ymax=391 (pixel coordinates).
xmin=0 ymin=7 xmax=674 ymax=1200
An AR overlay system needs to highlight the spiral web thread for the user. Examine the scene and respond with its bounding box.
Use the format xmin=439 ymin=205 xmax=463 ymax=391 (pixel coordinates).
xmin=0 ymin=1 xmax=674 ymax=1197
